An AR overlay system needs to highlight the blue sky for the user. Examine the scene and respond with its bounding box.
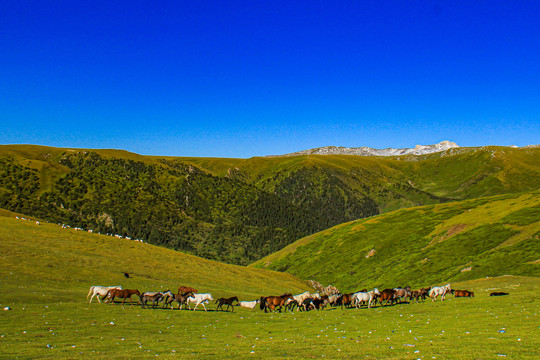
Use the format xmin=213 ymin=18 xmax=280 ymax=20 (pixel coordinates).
xmin=1 ymin=1 xmax=539 ymax=157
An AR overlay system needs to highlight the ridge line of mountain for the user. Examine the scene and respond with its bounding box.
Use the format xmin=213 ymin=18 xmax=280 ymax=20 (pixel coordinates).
xmin=270 ymin=141 xmax=539 ymax=158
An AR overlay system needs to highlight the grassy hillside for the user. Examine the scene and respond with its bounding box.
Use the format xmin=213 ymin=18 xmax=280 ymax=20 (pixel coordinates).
xmin=252 ymin=191 xmax=540 ymax=292
xmin=1 ymin=210 xmax=539 ymax=359
xmin=0 ymin=213 xmax=310 ymax=304
xmin=1 ymin=144 xmax=539 ymax=265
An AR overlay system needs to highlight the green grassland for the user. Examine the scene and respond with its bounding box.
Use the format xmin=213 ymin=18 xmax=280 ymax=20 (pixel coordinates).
xmin=1 ymin=212 xmax=539 ymax=359
xmin=253 ymin=191 xmax=540 ymax=292
xmin=0 ymin=214 xmax=309 ymax=304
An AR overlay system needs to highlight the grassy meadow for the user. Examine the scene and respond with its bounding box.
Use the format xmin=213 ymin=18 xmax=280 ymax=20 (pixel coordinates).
xmin=1 ymin=212 xmax=539 ymax=359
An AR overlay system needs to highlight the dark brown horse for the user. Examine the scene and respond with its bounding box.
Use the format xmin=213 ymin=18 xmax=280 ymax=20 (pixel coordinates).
xmin=107 ymin=289 xmax=141 ymax=306
xmin=215 ymin=296 xmax=239 ymax=312
xmin=260 ymin=293 xmax=293 ymax=313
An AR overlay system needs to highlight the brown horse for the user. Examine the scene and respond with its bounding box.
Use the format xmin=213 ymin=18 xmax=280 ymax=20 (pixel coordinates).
xmin=453 ymin=289 xmax=474 ymax=298
xmin=178 ymin=286 xmax=198 ymax=294
xmin=410 ymin=287 xmax=430 ymax=303
xmin=107 ymin=289 xmax=141 ymax=306
xmin=260 ymin=293 xmax=293 ymax=313
xmin=378 ymin=289 xmax=397 ymax=306
xmin=215 ymin=296 xmax=239 ymax=312
xmin=336 ymin=293 xmax=354 ymax=309
xmin=162 ymin=291 xmax=193 ymax=309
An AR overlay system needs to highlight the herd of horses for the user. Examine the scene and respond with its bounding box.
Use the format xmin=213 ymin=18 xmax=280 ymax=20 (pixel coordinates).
xmin=87 ymin=282 xmax=485 ymax=313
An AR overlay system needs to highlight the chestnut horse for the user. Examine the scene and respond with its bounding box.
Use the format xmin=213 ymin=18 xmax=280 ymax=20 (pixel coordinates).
xmin=260 ymin=293 xmax=293 ymax=313
xmin=107 ymin=288 xmax=141 ymax=306
xmin=453 ymin=289 xmax=474 ymax=298
xmin=378 ymin=289 xmax=397 ymax=306
xmin=178 ymin=286 xmax=198 ymax=294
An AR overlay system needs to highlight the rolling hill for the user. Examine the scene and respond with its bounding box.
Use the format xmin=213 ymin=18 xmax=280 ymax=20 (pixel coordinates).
xmin=0 ymin=210 xmax=310 ymax=304
xmin=1 ymin=144 xmax=539 ymax=265
xmin=252 ymin=191 xmax=540 ymax=292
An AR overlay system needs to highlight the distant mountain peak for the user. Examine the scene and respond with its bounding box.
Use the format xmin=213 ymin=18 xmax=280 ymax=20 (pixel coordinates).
xmin=276 ymin=141 xmax=460 ymax=157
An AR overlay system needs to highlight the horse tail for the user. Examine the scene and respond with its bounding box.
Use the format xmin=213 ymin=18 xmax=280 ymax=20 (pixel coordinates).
xmin=87 ymin=286 xmax=94 ymax=299
xmin=259 ymin=297 xmax=266 ymax=310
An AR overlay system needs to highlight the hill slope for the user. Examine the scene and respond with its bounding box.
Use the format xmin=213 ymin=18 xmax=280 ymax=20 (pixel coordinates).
xmin=0 ymin=211 xmax=309 ymax=304
xmin=252 ymin=191 xmax=540 ymax=292
xmin=1 ymin=144 xmax=539 ymax=265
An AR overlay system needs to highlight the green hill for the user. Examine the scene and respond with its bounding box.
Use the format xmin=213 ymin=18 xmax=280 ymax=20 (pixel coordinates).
xmin=252 ymin=191 xmax=540 ymax=292
xmin=0 ymin=211 xmax=309 ymax=304
xmin=1 ymin=144 xmax=539 ymax=265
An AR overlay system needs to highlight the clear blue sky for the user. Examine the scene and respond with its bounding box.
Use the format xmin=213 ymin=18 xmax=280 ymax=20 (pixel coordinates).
xmin=1 ymin=1 xmax=538 ymax=157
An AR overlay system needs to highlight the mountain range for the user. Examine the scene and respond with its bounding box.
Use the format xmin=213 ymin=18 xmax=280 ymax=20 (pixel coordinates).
xmin=275 ymin=140 xmax=461 ymax=156
xmin=274 ymin=140 xmax=539 ymax=157
xmin=1 ymin=143 xmax=539 ymax=267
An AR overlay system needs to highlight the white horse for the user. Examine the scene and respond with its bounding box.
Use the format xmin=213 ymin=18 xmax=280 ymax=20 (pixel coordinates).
xmin=87 ymin=285 xmax=123 ymax=303
xmin=238 ymin=300 xmax=259 ymax=309
xmin=429 ymin=284 xmax=452 ymax=301
xmin=286 ymin=291 xmax=312 ymax=311
xmin=352 ymin=288 xmax=380 ymax=308
xmin=187 ymin=293 xmax=214 ymax=311
xmin=327 ymin=294 xmax=341 ymax=306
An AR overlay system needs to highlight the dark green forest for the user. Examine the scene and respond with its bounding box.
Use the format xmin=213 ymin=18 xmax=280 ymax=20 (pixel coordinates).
xmin=0 ymin=151 xmax=378 ymax=264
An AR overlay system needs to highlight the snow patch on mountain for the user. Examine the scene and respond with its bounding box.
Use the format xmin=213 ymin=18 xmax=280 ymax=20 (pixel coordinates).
xmin=275 ymin=141 xmax=460 ymax=157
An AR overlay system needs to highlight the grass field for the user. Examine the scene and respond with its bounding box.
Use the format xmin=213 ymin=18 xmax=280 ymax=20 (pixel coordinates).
xmin=1 ymin=276 xmax=538 ymax=359
xmin=1 ymin=212 xmax=539 ymax=359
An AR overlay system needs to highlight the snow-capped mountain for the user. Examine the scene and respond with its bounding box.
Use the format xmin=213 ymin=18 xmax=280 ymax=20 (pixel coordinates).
xmin=276 ymin=141 xmax=460 ymax=157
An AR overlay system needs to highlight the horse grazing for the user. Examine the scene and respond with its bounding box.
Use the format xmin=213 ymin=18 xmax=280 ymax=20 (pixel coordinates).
xmin=140 ymin=292 xmax=164 ymax=308
xmin=87 ymin=285 xmax=123 ymax=303
xmin=490 ymin=292 xmax=509 ymax=296
xmin=452 ymin=289 xmax=474 ymax=298
xmin=429 ymin=284 xmax=452 ymax=301
xmin=107 ymin=288 xmax=141 ymax=306
xmin=352 ymin=288 xmax=380 ymax=309
xmin=238 ymin=300 xmax=259 ymax=309
xmin=187 ymin=293 xmax=214 ymax=311
xmin=215 ymin=296 xmax=239 ymax=312
xmin=260 ymin=293 xmax=293 ymax=313
xmin=178 ymin=286 xmax=198 ymax=294
xmin=162 ymin=291 xmax=193 ymax=309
